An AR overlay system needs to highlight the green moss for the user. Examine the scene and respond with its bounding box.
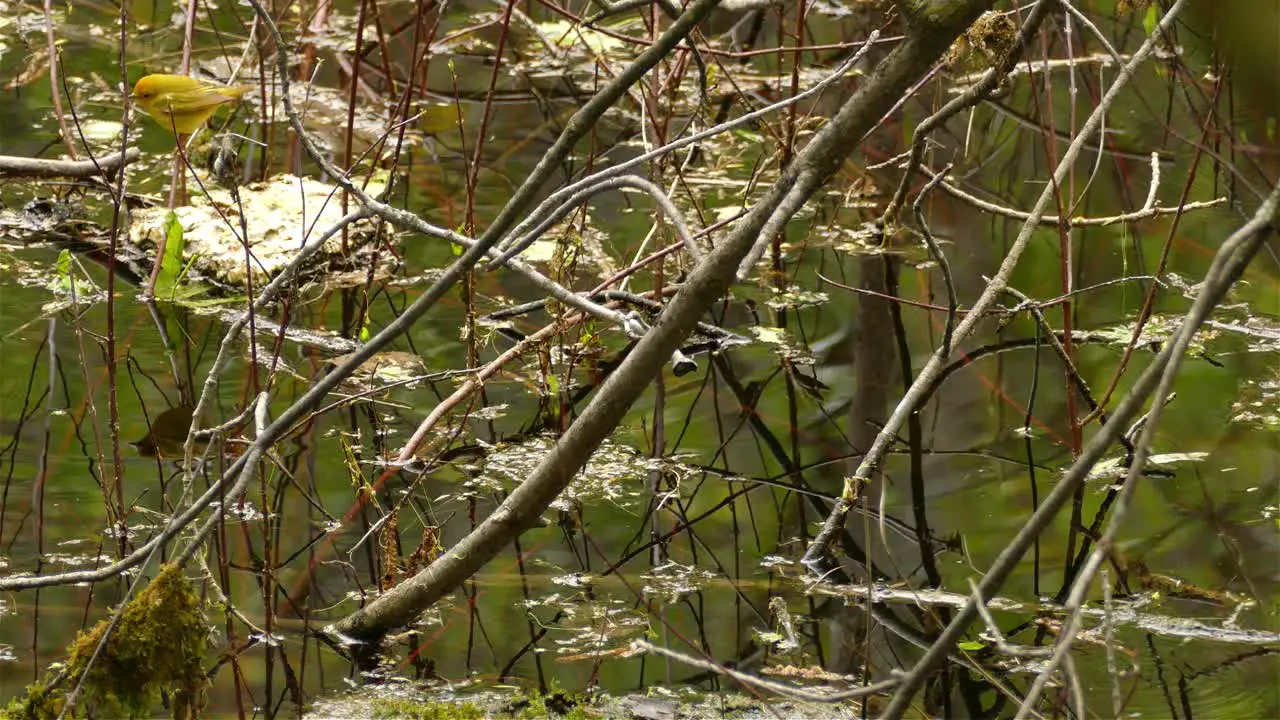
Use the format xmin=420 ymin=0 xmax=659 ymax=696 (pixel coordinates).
xmin=4 ymin=681 xmax=65 ymax=719
xmin=8 ymin=564 xmax=209 ymax=719
xmin=370 ymin=698 xmax=485 ymax=719
xmin=507 ymin=688 xmax=591 ymax=719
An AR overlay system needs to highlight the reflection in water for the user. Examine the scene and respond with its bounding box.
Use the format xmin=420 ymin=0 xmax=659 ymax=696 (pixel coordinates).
xmin=0 ymin=0 xmax=1278 ymax=717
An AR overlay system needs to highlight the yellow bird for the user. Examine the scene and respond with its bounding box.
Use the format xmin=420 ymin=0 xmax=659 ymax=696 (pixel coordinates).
xmin=131 ymin=74 xmax=249 ymax=135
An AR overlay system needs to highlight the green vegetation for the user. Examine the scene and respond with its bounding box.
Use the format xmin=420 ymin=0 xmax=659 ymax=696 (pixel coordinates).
xmin=366 ymin=688 xmax=592 ymax=720
xmin=370 ymin=698 xmax=486 ymax=719
xmin=505 ymin=688 xmax=591 ymax=720
xmin=5 ymin=564 xmax=208 ymax=719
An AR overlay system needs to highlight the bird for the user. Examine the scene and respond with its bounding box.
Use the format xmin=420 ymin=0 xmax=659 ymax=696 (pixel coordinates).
xmin=132 ymin=405 xmax=209 ymax=459
xmin=130 ymin=74 xmax=249 ymax=136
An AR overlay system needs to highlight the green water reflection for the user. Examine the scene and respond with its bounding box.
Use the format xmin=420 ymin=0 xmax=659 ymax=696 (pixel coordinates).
xmin=1 ymin=1 xmax=1277 ymax=717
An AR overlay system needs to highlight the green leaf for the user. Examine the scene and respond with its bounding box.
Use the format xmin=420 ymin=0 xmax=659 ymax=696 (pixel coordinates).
xmin=51 ymin=249 xmax=73 ymax=292
xmin=154 ymin=211 xmax=187 ymax=299
xmin=171 ymin=292 xmax=244 ymax=309
xmin=1143 ymin=5 xmax=1157 ymax=36
xmin=958 ymin=640 xmax=985 ymax=652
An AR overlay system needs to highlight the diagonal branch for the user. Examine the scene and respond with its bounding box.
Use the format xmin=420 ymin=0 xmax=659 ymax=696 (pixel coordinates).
xmin=802 ymin=0 xmax=1188 ymax=576
xmin=329 ymin=0 xmax=999 ymax=649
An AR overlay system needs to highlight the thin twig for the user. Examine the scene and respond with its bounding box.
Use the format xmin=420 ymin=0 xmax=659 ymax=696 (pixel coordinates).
xmin=1017 ymin=170 xmax=1280 ymax=720
xmin=912 ymin=166 xmax=958 ymax=356
xmin=487 ymin=175 xmax=703 ymax=269
xmin=866 ymin=3 xmax=1197 ymax=714
xmin=632 ymin=639 xmax=902 ymax=702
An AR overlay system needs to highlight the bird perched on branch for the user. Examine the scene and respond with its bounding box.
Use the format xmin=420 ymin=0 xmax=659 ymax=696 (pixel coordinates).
xmin=131 ymin=74 xmax=249 ymax=136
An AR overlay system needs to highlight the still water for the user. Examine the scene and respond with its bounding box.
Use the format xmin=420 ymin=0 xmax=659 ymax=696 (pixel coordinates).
xmin=1 ymin=0 xmax=1277 ymax=717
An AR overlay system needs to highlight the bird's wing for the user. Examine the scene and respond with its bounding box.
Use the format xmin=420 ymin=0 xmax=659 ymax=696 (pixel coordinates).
xmin=165 ymin=87 xmax=239 ymax=111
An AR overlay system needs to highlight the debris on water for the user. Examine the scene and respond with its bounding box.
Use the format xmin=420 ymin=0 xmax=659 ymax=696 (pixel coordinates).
xmin=0 ymin=198 xmax=85 ymax=244
xmin=641 ymin=562 xmax=716 ymax=604
xmin=326 ymin=351 xmax=429 ymax=392
xmin=128 ymin=173 xmax=395 ymax=287
xmin=472 ymin=435 xmax=657 ymax=512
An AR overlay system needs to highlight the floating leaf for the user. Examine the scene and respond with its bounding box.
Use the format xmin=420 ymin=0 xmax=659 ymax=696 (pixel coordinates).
xmin=765 ymin=286 xmax=829 ymax=311
xmin=472 ymin=435 xmax=653 ymax=512
xmin=328 ymin=351 xmax=429 ymax=391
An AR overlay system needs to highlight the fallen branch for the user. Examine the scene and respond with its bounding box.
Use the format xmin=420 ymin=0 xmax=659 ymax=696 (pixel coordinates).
xmin=0 ymin=148 xmax=139 ymax=178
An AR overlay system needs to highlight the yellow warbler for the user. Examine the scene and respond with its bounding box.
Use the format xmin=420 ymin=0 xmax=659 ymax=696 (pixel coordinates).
xmin=131 ymin=74 xmax=249 ymax=135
